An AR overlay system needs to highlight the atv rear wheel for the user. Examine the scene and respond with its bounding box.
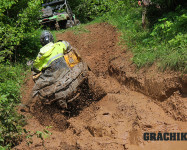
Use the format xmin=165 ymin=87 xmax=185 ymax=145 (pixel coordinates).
xmin=55 ymin=21 xmax=60 ymax=30
xmin=65 ymin=20 xmax=74 ymax=28
xmin=75 ymin=19 xmax=80 ymax=25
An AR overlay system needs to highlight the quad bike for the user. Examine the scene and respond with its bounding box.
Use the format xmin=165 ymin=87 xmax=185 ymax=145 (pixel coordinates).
xmin=29 ymin=47 xmax=106 ymax=110
xmin=39 ymin=0 xmax=80 ymax=30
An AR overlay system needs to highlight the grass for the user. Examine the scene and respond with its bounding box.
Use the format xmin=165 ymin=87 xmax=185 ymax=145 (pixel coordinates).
xmin=52 ymin=23 xmax=91 ymax=37
xmin=71 ymin=25 xmax=90 ymax=35
xmin=97 ymin=6 xmax=187 ymax=73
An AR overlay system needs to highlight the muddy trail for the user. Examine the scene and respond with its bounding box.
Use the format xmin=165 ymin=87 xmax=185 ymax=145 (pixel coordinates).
xmin=15 ymin=23 xmax=187 ymax=150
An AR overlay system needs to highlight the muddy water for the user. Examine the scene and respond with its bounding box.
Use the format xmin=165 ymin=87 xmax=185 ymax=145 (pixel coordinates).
xmin=15 ymin=23 xmax=187 ymax=150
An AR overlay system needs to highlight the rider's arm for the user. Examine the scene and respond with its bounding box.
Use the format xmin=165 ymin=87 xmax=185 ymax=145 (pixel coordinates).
xmin=59 ymin=41 xmax=72 ymax=53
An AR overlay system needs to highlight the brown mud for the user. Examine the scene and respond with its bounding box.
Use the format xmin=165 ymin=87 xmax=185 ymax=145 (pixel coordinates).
xmin=15 ymin=23 xmax=187 ymax=150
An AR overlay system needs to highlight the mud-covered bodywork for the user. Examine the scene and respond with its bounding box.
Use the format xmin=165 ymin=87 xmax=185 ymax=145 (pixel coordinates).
xmin=32 ymin=50 xmax=89 ymax=108
xmin=39 ymin=0 xmax=80 ymax=30
xmin=39 ymin=12 xmax=69 ymax=23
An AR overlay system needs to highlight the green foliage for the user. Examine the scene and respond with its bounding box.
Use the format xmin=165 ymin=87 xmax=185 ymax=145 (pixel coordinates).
xmin=151 ymin=0 xmax=185 ymax=10
xmin=70 ymin=25 xmax=90 ymax=35
xmin=132 ymin=9 xmax=187 ymax=72
xmin=0 ymin=1 xmax=43 ymax=147
xmin=68 ymin=0 xmax=129 ymax=22
xmin=72 ymin=0 xmax=109 ymax=21
xmin=0 ymin=64 xmax=28 ymax=148
xmin=0 ymin=0 xmax=43 ymax=62
xmin=151 ymin=11 xmax=187 ymax=40
xmin=16 ymin=30 xmax=43 ymax=63
xmin=145 ymin=0 xmax=186 ymax=27
xmin=24 ymin=127 xmax=52 ymax=147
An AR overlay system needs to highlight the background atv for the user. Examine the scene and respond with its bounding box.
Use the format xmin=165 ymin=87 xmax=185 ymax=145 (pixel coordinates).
xmin=31 ymin=47 xmax=106 ymax=111
xmin=39 ymin=0 xmax=80 ymax=30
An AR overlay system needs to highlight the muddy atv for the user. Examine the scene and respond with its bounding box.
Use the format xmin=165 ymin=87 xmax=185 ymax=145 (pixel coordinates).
xmin=31 ymin=47 xmax=106 ymax=110
xmin=39 ymin=0 xmax=80 ymax=30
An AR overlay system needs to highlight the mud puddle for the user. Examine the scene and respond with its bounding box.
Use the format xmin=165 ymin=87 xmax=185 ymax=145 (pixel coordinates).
xmin=15 ymin=23 xmax=187 ymax=150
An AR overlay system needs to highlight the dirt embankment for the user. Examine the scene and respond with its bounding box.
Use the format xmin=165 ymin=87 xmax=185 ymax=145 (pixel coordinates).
xmin=15 ymin=23 xmax=187 ymax=150
xmin=109 ymin=53 xmax=187 ymax=121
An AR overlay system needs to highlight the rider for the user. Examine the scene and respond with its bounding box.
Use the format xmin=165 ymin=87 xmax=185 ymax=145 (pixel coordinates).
xmin=21 ymin=30 xmax=81 ymax=111
xmin=138 ymin=0 xmax=151 ymax=28
xmin=33 ymin=30 xmax=72 ymax=73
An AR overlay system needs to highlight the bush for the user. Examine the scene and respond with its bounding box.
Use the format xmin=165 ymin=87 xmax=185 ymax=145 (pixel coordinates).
xmin=0 ymin=0 xmax=42 ymax=62
xmin=16 ymin=30 xmax=43 ymax=63
xmin=68 ymin=0 xmax=130 ymax=22
xmin=0 ymin=1 xmax=43 ymax=148
xmin=132 ymin=9 xmax=187 ymax=72
xmin=0 ymin=63 xmax=28 ymax=148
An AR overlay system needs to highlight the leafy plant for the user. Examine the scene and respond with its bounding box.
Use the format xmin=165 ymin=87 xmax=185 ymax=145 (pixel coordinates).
xmin=97 ymin=0 xmax=187 ymax=72
xmin=0 ymin=0 xmax=43 ymax=62
xmin=0 ymin=64 xmax=28 ymax=148
xmin=24 ymin=127 xmax=52 ymax=147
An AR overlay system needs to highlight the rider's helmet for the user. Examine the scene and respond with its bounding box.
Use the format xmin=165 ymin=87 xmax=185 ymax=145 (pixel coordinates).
xmin=40 ymin=30 xmax=54 ymax=46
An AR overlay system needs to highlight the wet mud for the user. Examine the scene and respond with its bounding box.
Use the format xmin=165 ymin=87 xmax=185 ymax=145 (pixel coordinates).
xmin=15 ymin=23 xmax=187 ymax=150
